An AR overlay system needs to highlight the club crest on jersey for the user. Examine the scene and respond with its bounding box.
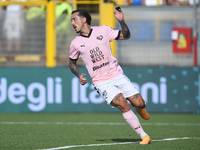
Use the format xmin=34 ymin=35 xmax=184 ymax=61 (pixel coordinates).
xmin=96 ymin=35 xmax=103 ymax=40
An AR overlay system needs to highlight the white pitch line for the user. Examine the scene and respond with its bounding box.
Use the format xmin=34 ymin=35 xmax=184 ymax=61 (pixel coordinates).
xmin=0 ymin=122 xmax=200 ymax=126
xmin=38 ymin=137 xmax=200 ymax=150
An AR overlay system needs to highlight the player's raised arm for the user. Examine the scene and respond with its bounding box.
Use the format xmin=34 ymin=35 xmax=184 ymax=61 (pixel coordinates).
xmin=69 ymin=59 xmax=88 ymax=85
xmin=114 ymin=6 xmax=130 ymax=40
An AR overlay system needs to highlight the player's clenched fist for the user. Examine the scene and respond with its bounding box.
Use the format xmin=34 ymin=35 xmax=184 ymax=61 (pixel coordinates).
xmin=79 ymin=73 xmax=88 ymax=85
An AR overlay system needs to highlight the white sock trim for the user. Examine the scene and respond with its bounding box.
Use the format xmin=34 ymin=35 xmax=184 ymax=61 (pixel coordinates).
xmin=139 ymin=132 xmax=148 ymax=139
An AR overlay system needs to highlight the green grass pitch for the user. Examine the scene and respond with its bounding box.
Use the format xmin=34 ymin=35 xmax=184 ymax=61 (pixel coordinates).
xmin=0 ymin=113 xmax=200 ymax=150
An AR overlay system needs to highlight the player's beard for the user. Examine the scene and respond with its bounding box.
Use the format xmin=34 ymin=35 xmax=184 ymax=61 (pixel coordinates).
xmin=73 ymin=25 xmax=80 ymax=33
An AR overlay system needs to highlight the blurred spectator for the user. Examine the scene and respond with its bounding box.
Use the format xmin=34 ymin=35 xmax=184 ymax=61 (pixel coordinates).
xmin=104 ymin=0 xmax=117 ymax=5
xmin=124 ymin=0 xmax=130 ymax=5
xmin=0 ymin=2 xmax=6 ymax=53
xmin=56 ymin=1 xmax=72 ymax=33
xmin=142 ymin=0 xmax=166 ymax=6
xmin=25 ymin=2 xmax=46 ymax=54
xmin=3 ymin=0 xmax=25 ymax=52
xmin=25 ymin=0 xmax=73 ymax=54
xmin=56 ymin=0 xmax=73 ymax=52
xmin=25 ymin=3 xmax=45 ymax=20
xmin=131 ymin=0 xmax=143 ymax=5
xmin=165 ymin=0 xmax=189 ymax=5
xmin=188 ymin=0 xmax=200 ymax=5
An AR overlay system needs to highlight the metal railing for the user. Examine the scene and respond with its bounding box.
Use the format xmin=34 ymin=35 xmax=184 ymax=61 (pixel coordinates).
xmin=0 ymin=1 xmax=199 ymax=67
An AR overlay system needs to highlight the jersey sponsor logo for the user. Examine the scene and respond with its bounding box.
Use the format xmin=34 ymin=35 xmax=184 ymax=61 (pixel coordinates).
xmin=90 ymin=47 xmax=104 ymax=63
xmin=96 ymin=35 xmax=103 ymax=40
xmin=93 ymin=61 xmax=109 ymax=71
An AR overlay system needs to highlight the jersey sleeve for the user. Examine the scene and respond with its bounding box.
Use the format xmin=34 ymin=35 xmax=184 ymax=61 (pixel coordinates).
xmin=103 ymin=25 xmax=120 ymax=42
xmin=69 ymin=42 xmax=80 ymax=60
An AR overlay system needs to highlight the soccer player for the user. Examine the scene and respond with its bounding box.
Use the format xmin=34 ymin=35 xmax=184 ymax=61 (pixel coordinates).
xmin=69 ymin=7 xmax=151 ymax=144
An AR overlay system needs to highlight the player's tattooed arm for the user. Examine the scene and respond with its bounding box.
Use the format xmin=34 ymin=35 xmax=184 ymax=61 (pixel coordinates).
xmin=69 ymin=59 xmax=88 ymax=85
xmin=114 ymin=6 xmax=130 ymax=40
xmin=118 ymin=20 xmax=131 ymax=40
xmin=69 ymin=59 xmax=81 ymax=78
xmin=119 ymin=20 xmax=130 ymax=39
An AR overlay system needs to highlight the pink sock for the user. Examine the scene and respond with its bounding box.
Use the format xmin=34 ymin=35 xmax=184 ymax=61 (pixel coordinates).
xmin=122 ymin=110 xmax=144 ymax=135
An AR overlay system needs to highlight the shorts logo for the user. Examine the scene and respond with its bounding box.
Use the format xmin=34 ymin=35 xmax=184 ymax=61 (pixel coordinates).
xmin=102 ymin=90 xmax=108 ymax=100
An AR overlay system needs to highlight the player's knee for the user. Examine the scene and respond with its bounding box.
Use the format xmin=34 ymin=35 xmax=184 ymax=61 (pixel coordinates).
xmin=140 ymin=101 xmax=146 ymax=108
xmin=138 ymin=97 xmax=146 ymax=108
xmin=131 ymin=97 xmax=146 ymax=108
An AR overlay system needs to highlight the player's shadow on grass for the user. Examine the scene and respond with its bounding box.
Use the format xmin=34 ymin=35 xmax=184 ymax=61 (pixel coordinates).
xmin=112 ymin=138 xmax=141 ymax=142
xmin=97 ymin=139 xmax=140 ymax=143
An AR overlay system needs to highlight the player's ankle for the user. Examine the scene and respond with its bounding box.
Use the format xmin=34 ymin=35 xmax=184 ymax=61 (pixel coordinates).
xmin=139 ymin=132 xmax=148 ymax=139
